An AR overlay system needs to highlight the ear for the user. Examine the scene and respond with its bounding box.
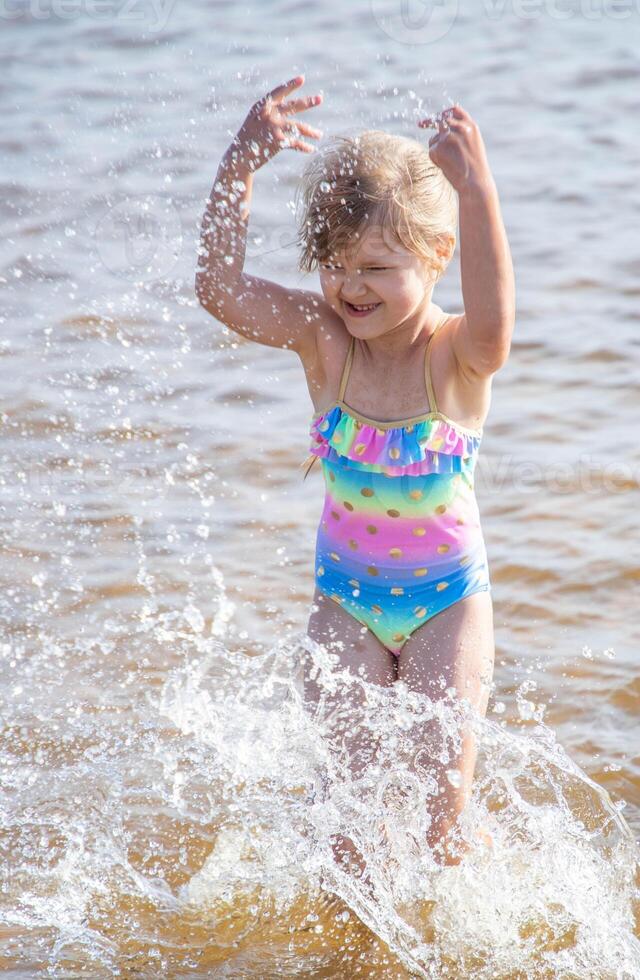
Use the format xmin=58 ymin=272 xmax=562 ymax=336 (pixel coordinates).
xmin=435 ymin=233 xmax=456 ymax=264
xmin=428 ymin=235 xmax=456 ymax=284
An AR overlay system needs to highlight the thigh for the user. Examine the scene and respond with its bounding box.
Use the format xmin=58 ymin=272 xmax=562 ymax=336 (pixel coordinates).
xmin=397 ymin=590 xmax=495 ymax=711
xmin=306 ymin=586 xmax=397 ymax=690
xmin=397 ymin=591 xmax=495 ymax=816
xmin=304 ymin=586 xmax=396 ymax=777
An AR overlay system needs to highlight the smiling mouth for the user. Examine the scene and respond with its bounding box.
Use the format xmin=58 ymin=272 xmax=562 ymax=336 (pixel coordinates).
xmin=344 ymin=301 xmax=382 ymax=315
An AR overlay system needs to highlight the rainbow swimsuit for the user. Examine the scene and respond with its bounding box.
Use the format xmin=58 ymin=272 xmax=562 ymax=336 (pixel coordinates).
xmin=301 ymin=318 xmax=491 ymax=655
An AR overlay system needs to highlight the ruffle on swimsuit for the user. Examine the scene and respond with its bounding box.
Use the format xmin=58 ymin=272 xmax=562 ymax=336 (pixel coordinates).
xmin=306 ymin=405 xmax=482 ymax=478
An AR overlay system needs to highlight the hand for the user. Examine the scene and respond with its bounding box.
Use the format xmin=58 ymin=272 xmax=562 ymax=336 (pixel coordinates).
xmin=417 ymin=104 xmax=493 ymax=193
xmin=232 ymin=74 xmax=323 ymax=172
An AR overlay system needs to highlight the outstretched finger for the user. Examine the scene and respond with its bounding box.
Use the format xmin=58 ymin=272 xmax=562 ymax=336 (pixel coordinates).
xmin=285 ymin=137 xmax=317 ymax=153
xmin=266 ymin=74 xmax=306 ymax=103
xmin=293 ymin=120 xmax=323 ymax=139
xmin=282 ymin=118 xmax=323 ymax=139
xmin=280 ymin=93 xmax=323 ymax=115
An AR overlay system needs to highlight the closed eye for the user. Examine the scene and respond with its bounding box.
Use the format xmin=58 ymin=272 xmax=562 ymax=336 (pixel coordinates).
xmin=321 ymin=264 xmax=390 ymax=271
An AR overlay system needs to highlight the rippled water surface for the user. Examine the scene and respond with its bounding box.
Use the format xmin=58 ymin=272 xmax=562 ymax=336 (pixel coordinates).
xmin=1 ymin=1 xmax=639 ymax=976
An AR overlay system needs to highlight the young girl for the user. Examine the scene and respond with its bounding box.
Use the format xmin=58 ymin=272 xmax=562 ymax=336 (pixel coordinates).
xmin=195 ymin=74 xmax=515 ymax=871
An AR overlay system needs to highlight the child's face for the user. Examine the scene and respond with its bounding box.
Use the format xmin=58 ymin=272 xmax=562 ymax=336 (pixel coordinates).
xmin=318 ymin=224 xmax=434 ymax=337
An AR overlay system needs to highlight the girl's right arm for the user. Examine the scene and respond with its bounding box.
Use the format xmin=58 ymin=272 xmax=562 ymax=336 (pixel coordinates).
xmin=195 ymin=75 xmax=325 ymax=360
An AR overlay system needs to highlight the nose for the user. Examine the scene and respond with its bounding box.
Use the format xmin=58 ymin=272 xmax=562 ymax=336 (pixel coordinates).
xmin=338 ymin=270 xmax=369 ymax=302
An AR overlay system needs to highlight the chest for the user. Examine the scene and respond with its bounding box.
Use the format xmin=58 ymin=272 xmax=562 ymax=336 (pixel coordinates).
xmin=303 ymin=326 xmax=491 ymax=433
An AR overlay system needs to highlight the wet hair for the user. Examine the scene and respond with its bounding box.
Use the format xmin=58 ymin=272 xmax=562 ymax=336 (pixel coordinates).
xmin=294 ymin=130 xmax=458 ymax=278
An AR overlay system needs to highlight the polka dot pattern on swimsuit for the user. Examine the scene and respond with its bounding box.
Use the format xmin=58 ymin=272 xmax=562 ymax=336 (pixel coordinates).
xmin=301 ymin=316 xmax=492 ymax=655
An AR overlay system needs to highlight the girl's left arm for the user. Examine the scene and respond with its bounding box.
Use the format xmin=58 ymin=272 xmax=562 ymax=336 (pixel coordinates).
xmin=419 ymin=105 xmax=516 ymax=378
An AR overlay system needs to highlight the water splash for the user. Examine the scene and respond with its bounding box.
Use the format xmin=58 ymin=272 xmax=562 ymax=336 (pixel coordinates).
xmin=3 ymin=581 xmax=637 ymax=977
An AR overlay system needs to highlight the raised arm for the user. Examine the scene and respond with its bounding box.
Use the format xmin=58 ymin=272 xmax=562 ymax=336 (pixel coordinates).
xmin=419 ymin=105 xmax=515 ymax=378
xmin=195 ymin=75 xmax=326 ymax=357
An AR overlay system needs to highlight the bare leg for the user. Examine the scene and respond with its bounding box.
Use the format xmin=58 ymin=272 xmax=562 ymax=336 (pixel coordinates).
xmin=304 ymin=587 xmax=396 ymax=880
xmin=396 ymin=590 xmax=495 ymax=866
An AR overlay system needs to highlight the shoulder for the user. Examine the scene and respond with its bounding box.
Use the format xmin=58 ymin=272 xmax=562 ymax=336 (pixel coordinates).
xmin=294 ymin=289 xmax=350 ymax=384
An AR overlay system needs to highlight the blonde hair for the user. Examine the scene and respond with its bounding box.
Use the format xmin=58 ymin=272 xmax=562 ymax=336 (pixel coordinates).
xmin=295 ymin=130 xmax=458 ymax=278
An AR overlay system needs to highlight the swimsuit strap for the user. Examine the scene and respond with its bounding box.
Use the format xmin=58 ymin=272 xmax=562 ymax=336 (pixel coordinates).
xmin=337 ymin=334 xmax=356 ymax=402
xmin=424 ymin=312 xmax=449 ymax=415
